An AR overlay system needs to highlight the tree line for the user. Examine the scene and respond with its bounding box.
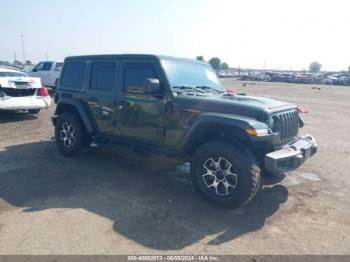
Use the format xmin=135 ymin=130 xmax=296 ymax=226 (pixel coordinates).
xmin=196 ymin=56 xmax=229 ymax=71
xmin=0 ymin=60 xmax=33 ymax=66
xmin=198 ymin=56 xmax=350 ymax=73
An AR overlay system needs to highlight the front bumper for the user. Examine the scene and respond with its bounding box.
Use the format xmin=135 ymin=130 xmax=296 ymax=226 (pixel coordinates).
xmin=265 ymin=134 xmax=318 ymax=174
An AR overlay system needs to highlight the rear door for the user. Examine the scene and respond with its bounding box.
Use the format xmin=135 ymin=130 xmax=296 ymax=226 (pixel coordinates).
xmin=115 ymin=59 xmax=166 ymax=145
xmin=85 ymin=60 xmax=119 ymax=136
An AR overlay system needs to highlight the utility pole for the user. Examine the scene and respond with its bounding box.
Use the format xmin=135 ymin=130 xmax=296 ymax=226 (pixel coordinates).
xmin=21 ymin=34 xmax=26 ymax=63
xmin=45 ymin=52 xmax=48 ymax=60
xmin=14 ymin=50 xmax=17 ymax=62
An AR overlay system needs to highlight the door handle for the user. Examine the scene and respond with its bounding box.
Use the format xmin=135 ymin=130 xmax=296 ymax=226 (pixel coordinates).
xmin=88 ymin=97 xmax=98 ymax=103
xmin=117 ymin=101 xmax=129 ymax=109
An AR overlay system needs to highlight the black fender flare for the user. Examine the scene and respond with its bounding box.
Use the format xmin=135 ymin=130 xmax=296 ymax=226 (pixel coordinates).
xmin=180 ymin=112 xmax=269 ymax=153
xmin=54 ymin=98 xmax=94 ymax=133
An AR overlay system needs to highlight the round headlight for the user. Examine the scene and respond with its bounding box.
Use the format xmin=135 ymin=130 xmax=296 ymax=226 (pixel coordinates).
xmin=271 ymin=116 xmax=281 ymax=133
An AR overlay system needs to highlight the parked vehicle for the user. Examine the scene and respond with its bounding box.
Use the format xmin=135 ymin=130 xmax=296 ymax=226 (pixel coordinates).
xmin=342 ymin=76 xmax=350 ymax=86
xmin=52 ymin=54 xmax=318 ymax=209
xmin=0 ymin=68 xmax=51 ymax=113
xmin=218 ymin=70 xmax=228 ymax=78
xmin=29 ymin=61 xmax=63 ymax=89
xmin=322 ymin=75 xmax=339 ymax=85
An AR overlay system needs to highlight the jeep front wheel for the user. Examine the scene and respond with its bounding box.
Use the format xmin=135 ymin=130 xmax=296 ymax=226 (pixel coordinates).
xmin=55 ymin=113 xmax=86 ymax=157
xmin=191 ymin=141 xmax=261 ymax=209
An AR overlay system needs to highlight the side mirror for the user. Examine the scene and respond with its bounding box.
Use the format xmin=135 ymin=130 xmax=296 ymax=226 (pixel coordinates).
xmin=143 ymin=78 xmax=160 ymax=94
xmin=32 ymin=68 xmax=37 ymax=72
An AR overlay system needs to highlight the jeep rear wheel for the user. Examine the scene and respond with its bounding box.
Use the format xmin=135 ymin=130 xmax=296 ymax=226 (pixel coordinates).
xmin=55 ymin=113 xmax=86 ymax=157
xmin=191 ymin=141 xmax=261 ymax=209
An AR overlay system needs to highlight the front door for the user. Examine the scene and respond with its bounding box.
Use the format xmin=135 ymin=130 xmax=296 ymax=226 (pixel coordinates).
xmin=41 ymin=62 xmax=52 ymax=85
xmin=85 ymin=60 xmax=119 ymax=136
xmin=116 ymin=60 xmax=166 ymax=145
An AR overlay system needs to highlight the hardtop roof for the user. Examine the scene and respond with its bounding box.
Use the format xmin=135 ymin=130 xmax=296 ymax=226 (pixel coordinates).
xmin=64 ymin=54 xmax=207 ymax=64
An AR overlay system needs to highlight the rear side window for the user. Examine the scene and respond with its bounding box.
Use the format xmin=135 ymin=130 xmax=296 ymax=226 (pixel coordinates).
xmin=61 ymin=62 xmax=87 ymax=89
xmin=43 ymin=62 xmax=52 ymax=71
xmin=54 ymin=62 xmax=63 ymax=71
xmin=124 ymin=64 xmax=156 ymax=92
xmin=90 ymin=62 xmax=116 ymax=90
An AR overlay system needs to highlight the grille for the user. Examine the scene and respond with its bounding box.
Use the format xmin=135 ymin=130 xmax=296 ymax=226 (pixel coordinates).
xmin=273 ymin=110 xmax=299 ymax=143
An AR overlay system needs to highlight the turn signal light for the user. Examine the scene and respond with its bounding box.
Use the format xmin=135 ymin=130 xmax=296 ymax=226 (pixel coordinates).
xmin=246 ymin=128 xmax=269 ymax=136
xmin=246 ymin=129 xmax=258 ymax=136
xmin=297 ymin=105 xmax=308 ymax=113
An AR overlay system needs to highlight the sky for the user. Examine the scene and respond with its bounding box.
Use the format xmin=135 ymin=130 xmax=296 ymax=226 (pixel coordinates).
xmin=1 ymin=0 xmax=349 ymax=71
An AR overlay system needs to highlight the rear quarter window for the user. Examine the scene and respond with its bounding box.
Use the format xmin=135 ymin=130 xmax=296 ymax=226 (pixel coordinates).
xmin=60 ymin=62 xmax=87 ymax=90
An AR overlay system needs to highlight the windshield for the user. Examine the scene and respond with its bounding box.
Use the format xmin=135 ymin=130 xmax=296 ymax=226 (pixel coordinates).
xmin=161 ymin=59 xmax=224 ymax=92
xmin=0 ymin=71 xmax=27 ymax=77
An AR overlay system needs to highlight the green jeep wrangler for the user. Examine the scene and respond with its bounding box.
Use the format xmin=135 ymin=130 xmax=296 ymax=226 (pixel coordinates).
xmin=52 ymin=54 xmax=318 ymax=208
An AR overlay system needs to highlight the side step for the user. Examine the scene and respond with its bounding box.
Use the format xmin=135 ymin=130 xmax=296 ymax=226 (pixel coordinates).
xmin=91 ymin=136 xmax=113 ymax=147
xmin=91 ymin=136 xmax=154 ymax=157
xmin=132 ymin=146 xmax=154 ymax=157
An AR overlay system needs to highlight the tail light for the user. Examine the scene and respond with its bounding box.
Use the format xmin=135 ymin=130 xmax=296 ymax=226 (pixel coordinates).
xmin=40 ymin=86 xmax=49 ymax=97
xmin=297 ymin=105 xmax=308 ymax=113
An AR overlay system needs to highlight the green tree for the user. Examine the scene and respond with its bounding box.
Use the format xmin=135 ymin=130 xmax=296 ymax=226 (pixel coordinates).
xmin=13 ymin=60 xmax=23 ymax=66
xmin=209 ymin=57 xmax=221 ymax=71
xmin=309 ymin=61 xmax=322 ymax=72
xmin=196 ymin=56 xmax=204 ymax=62
xmin=25 ymin=60 xmax=32 ymax=66
xmin=221 ymin=62 xmax=229 ymax=70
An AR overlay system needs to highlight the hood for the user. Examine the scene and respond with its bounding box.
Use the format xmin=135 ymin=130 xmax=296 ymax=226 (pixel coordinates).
xmin=173 ymin=92 xmax=297 ymax=120
xmin=0 ymin=76 xmax=42 ymax=89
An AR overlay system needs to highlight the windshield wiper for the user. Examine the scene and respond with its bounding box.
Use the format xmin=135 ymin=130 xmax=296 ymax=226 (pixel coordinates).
xmin=196 ymin=86 xmax=224 ymax=93
xmin=173 ymin=85 xmax=206 ymax=93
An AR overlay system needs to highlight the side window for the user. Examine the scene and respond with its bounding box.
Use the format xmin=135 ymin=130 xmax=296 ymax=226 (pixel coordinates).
xmin=124 ymin=64 xmax=156 ymax=93
xmin=54 ymin=62 xmax=63 ymax=71
xmin=60 ymin=62 xmax=87 ymax=89
xmin=90 ymin=62 xmax=116 ymax=90
xmin=43 ymin=62 xmax=52 ymax=71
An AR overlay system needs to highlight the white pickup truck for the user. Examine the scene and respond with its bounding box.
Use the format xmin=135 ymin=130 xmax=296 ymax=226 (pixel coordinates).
xmin=29 ymin=61 xmax=63 ymax=89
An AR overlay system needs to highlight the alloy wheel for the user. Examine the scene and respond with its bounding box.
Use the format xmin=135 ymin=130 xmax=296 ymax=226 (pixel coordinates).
xmin=202 ymin=157 xmax=238 ymax=196
xmin=59 ymin=121 xmax=76 ymax=148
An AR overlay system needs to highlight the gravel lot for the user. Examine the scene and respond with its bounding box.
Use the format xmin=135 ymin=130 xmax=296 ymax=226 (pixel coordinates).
xmin=0 ymin=80 xmax=349 ymax=255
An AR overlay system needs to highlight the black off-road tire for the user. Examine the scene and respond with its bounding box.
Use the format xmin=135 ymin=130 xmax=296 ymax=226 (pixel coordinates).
xmin=55 ymin=113 xmax=86 ymax=157
xmin=28 ymin=109 xmax=40 ymax=114
xmin=191 ymin=141 xmax=261 ymax=209
xmin=262 ymin=169 xmax=286 ymax=184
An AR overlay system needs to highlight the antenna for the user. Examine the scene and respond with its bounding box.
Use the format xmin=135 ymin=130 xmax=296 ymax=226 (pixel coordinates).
xmin=21 ymin=34 xmax=26 ymax=63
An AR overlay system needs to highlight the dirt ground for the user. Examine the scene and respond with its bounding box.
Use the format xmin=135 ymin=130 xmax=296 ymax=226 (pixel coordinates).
xmin=0 ymin=80 xmax=349 ymax=255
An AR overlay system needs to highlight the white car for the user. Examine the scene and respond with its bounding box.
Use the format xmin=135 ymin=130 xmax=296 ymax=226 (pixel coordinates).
xmin=29 ymin=61 xmax=63 ymax=88
xmin=0 ymin=68 xmax=51 ymax=114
